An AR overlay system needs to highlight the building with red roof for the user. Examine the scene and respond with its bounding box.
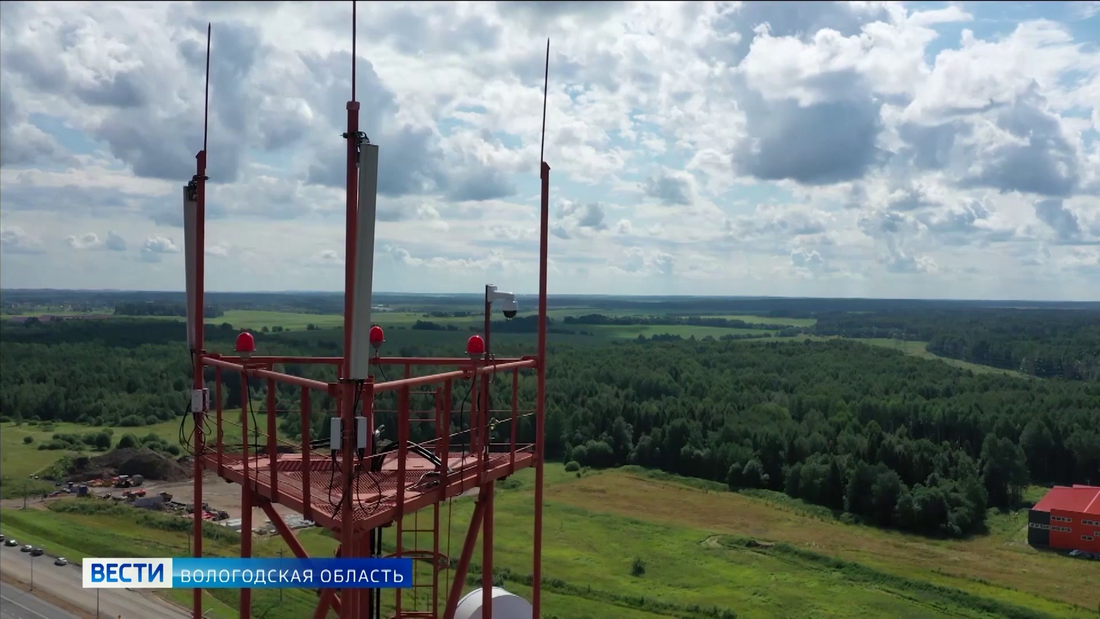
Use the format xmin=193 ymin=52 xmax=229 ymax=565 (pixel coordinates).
xmin=1028 ymin=485 xmax=1100 ymax=553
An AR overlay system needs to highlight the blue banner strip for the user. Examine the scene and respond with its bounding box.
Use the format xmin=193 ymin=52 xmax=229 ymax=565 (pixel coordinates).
xmin=172 ymin=558 xmax=413 ymax=589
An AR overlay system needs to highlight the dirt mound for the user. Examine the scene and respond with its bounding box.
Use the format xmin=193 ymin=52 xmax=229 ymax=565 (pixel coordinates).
xmin=65 ymin=448 xmax=191 ymax=483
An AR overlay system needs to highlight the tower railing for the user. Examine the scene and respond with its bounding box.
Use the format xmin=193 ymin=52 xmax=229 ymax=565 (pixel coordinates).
xmin=198 ymin=354 xmax=538 ymax=533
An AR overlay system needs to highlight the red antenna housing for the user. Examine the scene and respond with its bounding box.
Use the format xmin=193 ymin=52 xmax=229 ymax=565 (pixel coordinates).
xmin=466 ymin=334 xmax=486 ymax=360
xmin=369 ymin=325 xmax=385 ymax=350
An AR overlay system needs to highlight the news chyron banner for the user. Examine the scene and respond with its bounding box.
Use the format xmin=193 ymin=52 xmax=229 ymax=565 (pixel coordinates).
xmin=84 ymin=557 xmax=413 ymax=589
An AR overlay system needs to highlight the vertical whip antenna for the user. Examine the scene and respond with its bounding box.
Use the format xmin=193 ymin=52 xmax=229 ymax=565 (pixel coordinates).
xmin=203 ymin=23 xmax=211 ymax=152
xmin=352 ymin=0 xmax=357 ymax=101
xmin=539 ymin=38 xmax=550 ymax=166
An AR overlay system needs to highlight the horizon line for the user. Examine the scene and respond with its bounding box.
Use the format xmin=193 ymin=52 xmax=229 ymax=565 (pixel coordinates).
xmin=1 ymin=288 xmax=1099 ymax=305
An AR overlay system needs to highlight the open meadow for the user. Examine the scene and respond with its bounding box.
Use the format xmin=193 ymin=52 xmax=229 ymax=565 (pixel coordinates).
xmin=0 ymin=303 xmax=1038 ymax=377
xmin=2 ymin=467 xmax=1095 ymax=619
xmin=855 ymin=338 xmax=1031 ymax=378
xmin=0 ymin=409 xmax=279 ymax=492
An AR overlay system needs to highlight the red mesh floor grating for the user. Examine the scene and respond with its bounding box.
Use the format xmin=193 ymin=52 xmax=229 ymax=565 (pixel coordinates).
xmin=202 ymin=446 xmax=535 ymax=530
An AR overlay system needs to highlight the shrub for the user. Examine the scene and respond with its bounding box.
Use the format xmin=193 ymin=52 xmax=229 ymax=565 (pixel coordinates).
xmin=22 ymin=435 xmax=34 ymax=445
xmin=564 ymin=461 xmax=580 ymax=472
xmin=631 ymin=557 xmax=646 ymax=577
xmin=570 ymin=444 xmax=588 ymax=466
xmin=93 ymin=432 xmax=112 ymax=450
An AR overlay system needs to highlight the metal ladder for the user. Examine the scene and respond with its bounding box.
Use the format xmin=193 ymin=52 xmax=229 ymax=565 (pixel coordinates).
xmin=392 ymin=387 xmax=447 ymax=618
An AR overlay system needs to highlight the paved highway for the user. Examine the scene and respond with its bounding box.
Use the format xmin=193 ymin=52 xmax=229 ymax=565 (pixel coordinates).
xmin=0 ymin=581 xmax=76 ymax=619
xmin=0 ymin=545 xmax=188 ymax=619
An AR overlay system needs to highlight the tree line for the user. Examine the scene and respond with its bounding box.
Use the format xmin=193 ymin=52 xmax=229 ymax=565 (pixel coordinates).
xmin=113 ymin=302 xmax=225 ymax=318
xmin=411 ymin=315 xmax=577 ymax=335
xmin=2 ymin=317 xmax=1098 ymax=538
xmin=812 ymin=309 xmax=1100 ymax=381
xmin=562 ymin=313 xmax=797 ymax=331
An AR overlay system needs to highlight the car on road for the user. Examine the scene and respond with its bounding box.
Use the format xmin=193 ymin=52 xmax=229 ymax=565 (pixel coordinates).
xmin=30 ymin=547 xmax=44 ymax=557
xmin=54 ymin=557 xmax=68 ymax=566
xmin=3 ymin=538 xmax=17 ymax=547
xmin=0 ymin=533 xmax=5 ymax=542
xmin=20 ymin=544 xmax=33 ymax=552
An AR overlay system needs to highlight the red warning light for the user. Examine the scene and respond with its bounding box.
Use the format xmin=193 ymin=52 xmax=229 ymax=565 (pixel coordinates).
xmin=369 ymin=325 xmax=385 ymax=350
xmin=466 ymin=334 xmax=485 ymax=359
xmin=235 ymin=331 xmax=256 ymax=353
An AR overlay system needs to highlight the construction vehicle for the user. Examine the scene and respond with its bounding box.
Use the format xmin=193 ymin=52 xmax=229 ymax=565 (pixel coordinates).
xmin=133 ymin=493 xmax=168 ymax=509
xmin=114 ymin=475 xmax=132 ymax=488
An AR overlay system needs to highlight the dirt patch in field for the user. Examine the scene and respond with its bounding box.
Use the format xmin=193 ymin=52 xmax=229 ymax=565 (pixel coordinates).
xmin=64 ymin=448 xmax=190 ymax=483
xmin=150 ymin=472 xmax=300 ymax=523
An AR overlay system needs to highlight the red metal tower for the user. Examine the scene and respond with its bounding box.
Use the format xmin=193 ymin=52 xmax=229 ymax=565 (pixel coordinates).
xmin=182 ymin=9 xmax=551 ymax=619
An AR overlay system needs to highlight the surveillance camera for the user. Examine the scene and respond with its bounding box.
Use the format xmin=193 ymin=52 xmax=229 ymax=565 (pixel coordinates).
xmin=502 ymin=297 xmax=518 ymax=319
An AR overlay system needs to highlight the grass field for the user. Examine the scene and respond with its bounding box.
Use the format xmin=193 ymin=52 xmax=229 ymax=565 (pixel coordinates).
xmin=856 ymin=339 xmax=1030 ymax=378
xmin=3 ymin=306 xmax=794 ymax=341
xmin=548 ymin=469 xmax=1098 ymax=616
xmin=694 ymin=314 xmax=817 ymax=327
xmin=586 ymin=324 xmax=775 ymax=339
xmin=2 ymin=309 xmax=101 ymax=317
xmin=217 ymin=310 xmax=345 ymax=330
xmin=2 ymin=467 xmax=1094 ymax=618
xmin=3 ymin=306 xmax=1028 ymax=380
xmin=215 ymin=309 xmax=793 ymax=339
xmin=0 ymin=410 xmax=285 ymax=481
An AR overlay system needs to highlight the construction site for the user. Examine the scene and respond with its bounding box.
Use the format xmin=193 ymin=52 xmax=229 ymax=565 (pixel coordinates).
xmin=175 ymin=3 xmax=552 ymax=618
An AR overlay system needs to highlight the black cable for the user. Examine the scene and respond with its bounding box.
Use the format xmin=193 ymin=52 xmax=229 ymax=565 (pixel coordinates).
xmin=179 ymin=351 xmax=198 ymax=456
xmin=352 ymin=374 xmax=387 ymax=516
xmin=329 ymin=381 xmax=367 ymax=517
xmin=326 ymin=453 xmax=341 ymax=515
xmin=178 ymin=397 xmax=193 ymax=454
xmin=449 ymin=374 xmax=479 ymax=497
xmin=373 ymin=360 xmax=389 ymax=383
xmin=456 ymin=377 xmax=475 ymax=453
xmin=245 ymin=382 xmax=261 ymax=453
xmin=178 ymin=389 xmax=214 ymax=458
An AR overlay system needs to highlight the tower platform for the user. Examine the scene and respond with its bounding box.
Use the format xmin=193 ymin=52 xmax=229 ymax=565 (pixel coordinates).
xmin=201 ymin=446 xmax=535 ymax=532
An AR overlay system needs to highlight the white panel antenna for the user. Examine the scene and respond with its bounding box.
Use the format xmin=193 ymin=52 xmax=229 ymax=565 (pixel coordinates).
xmin=183 ymin=186 xmax=198 ymax=350
xmin=348 ymin=143 xmax=379 ymax=381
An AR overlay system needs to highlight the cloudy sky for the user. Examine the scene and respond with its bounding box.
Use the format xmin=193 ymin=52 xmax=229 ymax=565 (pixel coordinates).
xmin=1 ymin=1 xmax=1098 ymax=300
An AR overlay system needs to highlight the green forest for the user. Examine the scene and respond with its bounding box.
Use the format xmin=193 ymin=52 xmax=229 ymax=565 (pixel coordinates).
xmin=2 ymin=310 xmax=1098 ymax=541
xmin=811 ymin=310 xmax=1100 ymax=380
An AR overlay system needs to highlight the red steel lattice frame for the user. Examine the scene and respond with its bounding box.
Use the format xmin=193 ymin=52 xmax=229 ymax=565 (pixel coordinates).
xmin=185 ymin=7 xmax=551 ymax=619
